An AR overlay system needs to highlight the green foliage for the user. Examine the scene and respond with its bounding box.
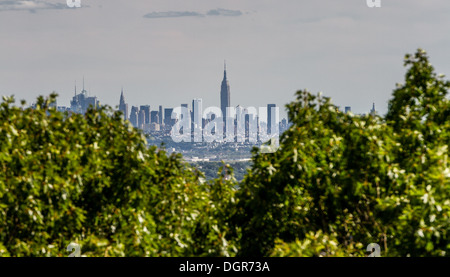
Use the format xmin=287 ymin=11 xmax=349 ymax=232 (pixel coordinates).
xmin=190 ymin=161 xmax=251 ymax=182
xmin=384 ymin=49 xmax=450 ymax=256
xmin=270 ymin=231 xmax=365 ymax=257
xmin=189 ymin=163 xmax=239 ymax=256
xmin=0 ymin=95 xmax=235 ymax=257
xmin=232 ymin=49 xmax=449 ymax=257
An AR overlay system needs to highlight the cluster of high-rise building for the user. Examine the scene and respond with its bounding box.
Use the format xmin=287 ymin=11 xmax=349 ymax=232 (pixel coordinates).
xmin=30 ymin=65 xmax=377 ymax=143
xmin=343 ymin=102 xmax=377 ymax=116
xmin=36 ymin=78 xmax=100 ymax=114
xmin=117 ymin=63 xmax=290 ymax=143
xmin=69 ymin=85 xmax=99 ymax=115
xmin=118 ymin=88 xmax=163 ymax=132
xmin=43 ymin=64 xmax=377 ymax=144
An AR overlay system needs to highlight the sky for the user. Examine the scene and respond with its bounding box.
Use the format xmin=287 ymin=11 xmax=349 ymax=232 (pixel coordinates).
xmin=1 ymin=0 xmax=450 ymax=120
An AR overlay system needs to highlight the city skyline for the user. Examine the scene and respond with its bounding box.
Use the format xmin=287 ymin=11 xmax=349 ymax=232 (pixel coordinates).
xmin=117 ymin=65 xmax=287 ymax=132
xmin=46 ymin=63 xmax=378 ymax=127
xmin=2 ymin=1 xmax=450 ymax=119
xmin=47 ymin=64 xmax=291 ymax=145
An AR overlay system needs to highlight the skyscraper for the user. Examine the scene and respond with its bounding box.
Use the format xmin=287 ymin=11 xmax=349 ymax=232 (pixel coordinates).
xmin=140 ymin=105 xmax=150 ymax=124
xmin=267 ymin=104 xmax=276 ymax=134
xmin=130 ymin=106 xmax=139 ymax=127
xmin=164 ymin=108 xmax=174 ymax=128
xmin=220 ymin=62 xmax=231 ymax=125
xmin=345 ymin=106 xmax=351 ymax=113
xmin=119 ymin=88 xmax=128 ymax=120
xmin=70 ymin=83 xmax=82 ymax=114
xmin=370 ymin=103 xmax=376 ymax=116
xmin=192 ymin=98 xmax=203 ymax=142
xmin=150 ymin=111 xmax=159 ymax=124
xmin=236 ymin=105 xmax=246 ymax=142
xmin=159 ymin=105 xmax=163 ymax=125
xmin=192 ymin=99 xmax=202 ymax=127
xmin=70 ymin=78 xmax=98 ymax=115
xmin=85 ymin=96 xmax=99 ymax=112
xmin=138 ymin=109 xmax=145 ymax=129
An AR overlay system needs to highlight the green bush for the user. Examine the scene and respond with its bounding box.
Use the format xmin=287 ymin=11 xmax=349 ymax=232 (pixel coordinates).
xmin=0 ymin=96 xmax=235 ymax=257
xmin=232 ymin=49 xmax=449 ymax=257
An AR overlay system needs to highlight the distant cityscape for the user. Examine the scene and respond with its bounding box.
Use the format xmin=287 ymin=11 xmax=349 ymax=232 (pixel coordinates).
xmin=38 ymin=64 xmax=377 ymax=161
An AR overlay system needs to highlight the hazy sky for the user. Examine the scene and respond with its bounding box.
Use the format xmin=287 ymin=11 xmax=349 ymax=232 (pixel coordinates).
xmin=1 ymin=0 xmax=450 ymax=119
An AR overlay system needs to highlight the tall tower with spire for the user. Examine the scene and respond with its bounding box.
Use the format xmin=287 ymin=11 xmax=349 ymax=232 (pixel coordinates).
xmin=220 ymin=61 xmax=231 ymax=125
xmin=119 ymin=87 xmax=129 ymax=120
xmin=69 ymin=78 xmax=98 ymax=114
xmin=370 ymin=102 xmax=376 ymax=116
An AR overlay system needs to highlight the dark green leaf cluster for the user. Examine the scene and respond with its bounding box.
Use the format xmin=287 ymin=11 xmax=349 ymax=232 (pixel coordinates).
xmin=0 ymin=97 xmax=236 ymax=256
xmin=232 ymin=49 xmax=449 ymax=257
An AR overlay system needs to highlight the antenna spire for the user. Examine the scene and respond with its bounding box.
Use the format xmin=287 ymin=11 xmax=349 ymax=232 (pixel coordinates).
xmin=223 ymin=60 xmax=228 ymax=80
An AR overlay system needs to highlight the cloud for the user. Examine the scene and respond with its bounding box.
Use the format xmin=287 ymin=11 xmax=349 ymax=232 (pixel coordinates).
xmin=143 ymin=8 xmax=244 ymax=19
xmin=206 ymin=8 xmax=243 ymax=17
xmin=143 ymin=11 xmax=204 ymax=19
xmin=0 ymin=0 xmax=75 ymax=12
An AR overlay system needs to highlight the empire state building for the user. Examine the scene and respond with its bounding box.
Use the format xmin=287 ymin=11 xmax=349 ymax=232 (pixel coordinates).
xmin=220 ymin=62 xmax=231 ymax=123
